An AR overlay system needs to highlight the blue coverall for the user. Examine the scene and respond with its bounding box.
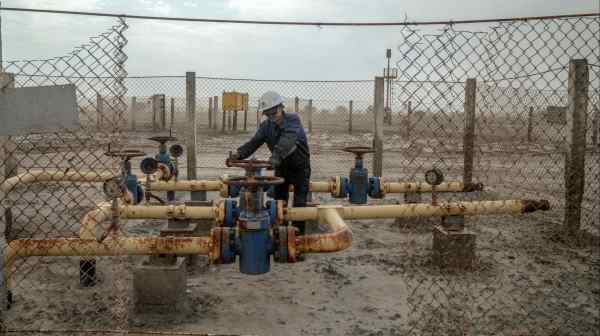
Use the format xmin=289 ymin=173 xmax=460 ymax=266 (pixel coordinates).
xmin=236 ymin=112 xmax=311 ymax=234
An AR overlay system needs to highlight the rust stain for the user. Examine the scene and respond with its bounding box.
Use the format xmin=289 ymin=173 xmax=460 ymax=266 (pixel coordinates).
xmin=295 ymin=229 xmax=352 ymax=254
xmin=521 ymin=199 xmax=550 ymax=213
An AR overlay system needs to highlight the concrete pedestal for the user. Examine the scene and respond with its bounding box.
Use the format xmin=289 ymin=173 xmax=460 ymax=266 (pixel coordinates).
xmin=432 ymin=225 xmax=476 ymax=270
xmin=133 ymin=255 xmax=187 ymax=313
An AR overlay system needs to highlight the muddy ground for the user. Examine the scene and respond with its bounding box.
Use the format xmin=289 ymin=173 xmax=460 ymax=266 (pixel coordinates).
xmin=1 ymin=129 xmax=599 ymax=335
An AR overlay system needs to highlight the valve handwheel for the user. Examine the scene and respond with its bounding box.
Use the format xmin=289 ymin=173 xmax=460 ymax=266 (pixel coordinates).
xmin=342 ymin=146 xmax=375 ymax=160
xmin=104 ymin=149 xmax=146 ymax=160
xmin=225 ymin=158 xmax=273 ymax=171
xmin=148 ymin=135 xmax=177 ymax=144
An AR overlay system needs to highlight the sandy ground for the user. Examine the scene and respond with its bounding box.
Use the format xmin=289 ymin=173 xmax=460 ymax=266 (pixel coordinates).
xmin=1 ymin=130 xmax=599 ymax=335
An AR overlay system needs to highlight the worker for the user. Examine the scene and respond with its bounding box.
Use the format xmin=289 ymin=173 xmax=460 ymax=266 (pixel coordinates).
xmin=229 ymin=91 xmax=311 ymax=235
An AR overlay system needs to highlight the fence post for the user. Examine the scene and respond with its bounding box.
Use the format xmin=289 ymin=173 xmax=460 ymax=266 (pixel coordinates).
xmin=405 ymin=100 xmax=412 ymax=139
xmin=208 ymin=97 xmax=213 ymax=130
xmin=221 ymin=103 xmax=226 ymax=133
xmin=256 ymin=98 xmax=260 ymax=129
xmin=213 ymin=96 xmax=218 ymax=130
xmin=233 ymin=111 xmax=238 ymax=131
xmin=593 ymin=105 xmax=598 ymax=149
xmin=373 ymin=76 xmax=384 ymax=177
xmin=170 ymin=97 xmax=175 ymax=129
xmin=130 ymin=96 xmax=136 ymax=131
xmin=96 ymin=93 xmax=103 ymax=129
xmin=243 ymin=97 xmax=248 ymax=131
xmin=527 ymin=106 xmax=534 ymax=142
xmin=1 ymin=72 xmax=16 ymax=241
xmin=463 ymin=78 xmax=477 ymax=187
xmin=308 ymin=99 xmax=313 ymax=133
xmin=186 ymin=72 xmax=205 ymax=201
xmin=294 ymin=96 xmax=299 ymax=113
xmin=564 ymin=59 xmax=589 ymax=236
xmin=349 ymin=100 xmax=353 ymax=134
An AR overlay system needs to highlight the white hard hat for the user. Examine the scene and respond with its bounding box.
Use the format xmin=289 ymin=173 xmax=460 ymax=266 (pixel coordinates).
xmin=258 ymin=91 xmax=284 ymax=114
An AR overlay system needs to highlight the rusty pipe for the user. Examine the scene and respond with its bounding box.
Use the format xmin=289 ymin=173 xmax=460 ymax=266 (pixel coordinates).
xmin=0 ymin=170 xmax=115 ymax=193
xmin=141 ymin=179 xmax=223 ymax=192
xmin=285 ymin=200 xmax=550 ymax=221
xmin=295 ymin=206 xmax=352 ymax=254
xmin=79 ymin=202 xmax=112 ymax=239
xmin=383 ymin=181 xmax=484 ymax=193
xmin=4 ymin=236 xmax=212 ymax=287
xmin=118 ymin=204 xmax=216 ymax=219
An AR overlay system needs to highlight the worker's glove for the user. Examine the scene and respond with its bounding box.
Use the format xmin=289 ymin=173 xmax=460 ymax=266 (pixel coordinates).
xmin=269 ymin=155 xmax=282 ymax=170
xmin=229 ymin=151 xmax=241 ymax=160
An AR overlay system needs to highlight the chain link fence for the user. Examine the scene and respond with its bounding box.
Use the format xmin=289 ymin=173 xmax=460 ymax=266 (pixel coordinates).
xmin=0 ymin=12 xmax=598 ymax=336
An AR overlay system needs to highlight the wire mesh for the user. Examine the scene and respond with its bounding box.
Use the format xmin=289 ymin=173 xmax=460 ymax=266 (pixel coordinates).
xmin=0 ymin=12 xmax=598 ymax=336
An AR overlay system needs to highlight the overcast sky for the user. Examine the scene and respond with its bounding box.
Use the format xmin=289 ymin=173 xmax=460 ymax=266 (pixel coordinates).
xmin=1 ymin=0 xmax=598 ymax=80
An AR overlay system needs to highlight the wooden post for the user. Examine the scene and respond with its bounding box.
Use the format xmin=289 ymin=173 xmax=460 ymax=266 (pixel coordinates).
xmin=186 ymin=72 xmax=205 ymax=201
xmin=256 ymin=98 xmax=261 ymax=129
xmin=213 ymin=96 xmax=218 ymax=130
xmin=463 ymin=78 xmax=477 ymax=187
xmin=405 ymin=100 xmax=412 ymax=140
xmin=373 ymin=76 xmax=384 ymax=177
xmin=527 ymin=106 xmax=534 ymax=142
xmin=170 ymin=97 xmax=175 ymax=129
xmin=208 ymin=97 xmax=213 ymax=130
xmin=308 ymin=99 xmax=313 ymax=133
xmin=349 ymin=100 xmax=353 ymax=134
xmin=227 ymin=111 xmax=232 ymax=131
xmin=243 ymin=96 xmax=248 ymax=131
xmin=130 ymin=96 xmax=136 ymax=131
xmin=592 ymin=106 xmax=598 ymax=149
xmin=294 ymin=96 xmax=299 ymax=113
xmin=96 ymin=93 xmax=103 ymax=129
xmin=233 ymin=111 xmax=238 ymax=131
xmin=1 ymin=72 xmax=16 ymax=241
xmin=564 ymin=59 xmax=589 ymax=236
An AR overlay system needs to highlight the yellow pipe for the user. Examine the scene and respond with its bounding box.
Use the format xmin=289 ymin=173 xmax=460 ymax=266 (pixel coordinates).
xmin=0 ymin=170 xmax=115 ymax=193
xmin=79 ymin=202 xmax=112 ymax=240
xmin=5 ymin=236 xmax=212 ymax=287
xmin=142 ymin=179 xmax=223 ymax=192
xmin=285 ymin=200 xmax=549 ymax=221
xmin=119 ymin=204 xmax=216 ymax=220
xmin=309 ymin=181 xmax=332 ymax=193
xmin=384 ymin=181 xmax=481 ymax=193
xmin=296 ymin=206 xmax=352 ymax=254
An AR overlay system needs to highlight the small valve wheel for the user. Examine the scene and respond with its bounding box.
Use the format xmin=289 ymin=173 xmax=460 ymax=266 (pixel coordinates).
xmin=103 ymin=177 xmax=124 ymax=199
xmin=169 ymin=144 xmax=184 ymax=158
xmin=425 ymin=168 xmax=444 ymax=186
xmin=140 ymin=157 xmax=159 ymax=175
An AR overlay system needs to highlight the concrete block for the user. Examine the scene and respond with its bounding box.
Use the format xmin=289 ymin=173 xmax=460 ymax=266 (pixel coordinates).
xmin=432 ymin=225 xmax=476 ymax=270
xmin=133 ymin=256 xmax=187 ymax=313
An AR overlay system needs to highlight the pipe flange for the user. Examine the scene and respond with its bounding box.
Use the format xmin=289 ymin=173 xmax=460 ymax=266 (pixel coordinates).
xmin=214 ymin=199 xmax=225 ymax=226
xmin=219 ymin=175 xmax=229 ymax=198
xmin=208 ymin=228 xmax=221 ymax=264
xmin=379 ymin=177 xmax=386 ymax=198
xmin=330 ymin=176 xmax=341 ymax=198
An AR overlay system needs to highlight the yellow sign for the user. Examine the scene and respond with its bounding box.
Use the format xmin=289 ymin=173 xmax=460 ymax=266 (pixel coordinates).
xmin=222 ymin=91 xmax=244 ymax=111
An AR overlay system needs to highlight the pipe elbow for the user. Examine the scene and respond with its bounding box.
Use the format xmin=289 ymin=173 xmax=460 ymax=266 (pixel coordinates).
xmin=296 ymin=229 xmax=353 ymax=254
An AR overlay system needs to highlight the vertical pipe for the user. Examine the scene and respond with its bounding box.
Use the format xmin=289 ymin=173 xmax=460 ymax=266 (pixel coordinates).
xmin=308 ymin=99 xmax=313 ymax=133
xmin=130 ymin=96 xmax=136 ymax=131
xmin=564 ymin=59 xmax=589 ymax=236
xmin=463 ymin=78 xmax=477 ymax=187
xmin=186 ymin=72 xmax=205 ymax=201
xmin=527 ymin=106 xmax=533 ymax=142
xmin=373 ymin=76 xmax=384 ymax=177
xmin=349 ymin=100 xmax=353 ymax=134
xmin=170 ymin=97 xmax=175 ymax=130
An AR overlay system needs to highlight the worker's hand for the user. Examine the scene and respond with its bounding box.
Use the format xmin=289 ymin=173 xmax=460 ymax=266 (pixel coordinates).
xmin=229 ymin=151 xmax=241 ymax=160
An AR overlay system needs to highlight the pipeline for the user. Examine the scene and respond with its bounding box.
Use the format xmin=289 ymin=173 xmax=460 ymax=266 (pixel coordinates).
xmin=0 ymin=170 xmax=115 ymax=193
xmin=4 ymin=236 xmax=212 ymax=286
xmin=296 ymin=206 xmax=352 ymax=254
xmin=284 ymin=199 xmax=550 ymax=221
